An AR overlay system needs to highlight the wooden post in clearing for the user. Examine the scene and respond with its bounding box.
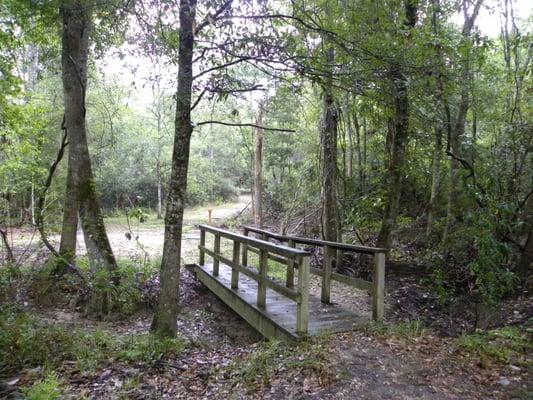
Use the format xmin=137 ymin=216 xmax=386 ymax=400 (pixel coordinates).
xmin=231 ymin=241 xmax=240 ymax=289
xmin=296 ymin=255 xmax=310 ymax=334
xmin=199 ymin=229 xmax=205 ymax=266
xmin=208 ymin=208 xmax=213 ymax=224
xmin=321 ymin=245 xmax=333 ymax=303
xmin=213 ymin=234 xmax=221 ymax=276
xmin=372 ymin=252 xmax=386 ymax=321
xmin=257 ymin=248 xmax=268 ymax=308
xmin=286 ymin=239 xmax=295 ymax=288
xmin=242 ymin=228 xmax=248 ymax=266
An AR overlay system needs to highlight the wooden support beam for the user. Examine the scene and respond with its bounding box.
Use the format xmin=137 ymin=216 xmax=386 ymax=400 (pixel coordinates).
xmin=199 ymin=229 xmax=206 ymax=265
xmin=296 ymin=256 xmax=310 ymax=334
xmin=257 ymin=248 xmax=268 ymax=308
xmin=372 ymin=252 xmax=385 ymax=321
xmin=231 ymin=241 xmax=240 ymax=289
xmin=286 ymin=239 xmax=295 ymax=288
xmin=321 ymin=245 xmax=333 ymax=303
xmin=213 ymin=234 xmax=221 ymax=276
xmin=242 ymin=228 xmax=249 ymax=266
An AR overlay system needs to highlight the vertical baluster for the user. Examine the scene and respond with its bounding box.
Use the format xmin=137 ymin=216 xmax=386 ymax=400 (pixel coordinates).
xmin=286 ymin=239 xmax=295 ymax=288
xmin=372 ymin=252 xmax=385 ymax=321
xmin=199 ymin=229 xmax=205 ymax=266
xmin=321 ymin=245 xmax=333 ymax=303
xmin=296 ymin=255 xmax=310 ymax=334
xmin=257 ymin=248 xmax=268 ymax=308
xmin=242 ymin=228 xmax=249 ymax=266
xmin=231 ymin=241 xmax=240 ymax=289
xmin=213 ymin=234 xmax=221 ymax=276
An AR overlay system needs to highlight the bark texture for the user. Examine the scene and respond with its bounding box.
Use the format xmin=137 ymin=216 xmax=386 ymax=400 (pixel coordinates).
xmin=320 ymin=47 xmax=339 ymax=244
xmin=253 ymin=99 xmax=266 ymax=228
xmin=151 ymin=0 xmax=196 ymax=337
xmin=376 ymin=0 xmax=417 ymax=251
xmin=60 ymin=0 xmax=117 ymax=277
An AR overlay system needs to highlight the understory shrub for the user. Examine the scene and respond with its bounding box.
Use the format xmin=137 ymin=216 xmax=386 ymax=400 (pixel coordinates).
xmin=0 ymin=307 xmax=186 ymax=376
xmin=429 ymin=211 xmax=519 ymax=306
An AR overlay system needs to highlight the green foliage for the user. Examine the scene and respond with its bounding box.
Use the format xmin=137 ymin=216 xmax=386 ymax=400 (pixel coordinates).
xmin=430 ymin=211 xmax=519 ymax=306
xmin=227 ymin=336 xmax=330 ymax=391
xmin=457 ymin=327 xmax=532 ymax=364
xmin=86 ymin=260 xmax=158 ymax=319
xmin=0 ymin=307 xmax=186 ymax=376
xmin=119 ymin=334 xmax=185 ymax=366
xmin=22 ymin=372 xmax=62 ymax=400
xmin=366 ymin=320 xmax=428 ymax=339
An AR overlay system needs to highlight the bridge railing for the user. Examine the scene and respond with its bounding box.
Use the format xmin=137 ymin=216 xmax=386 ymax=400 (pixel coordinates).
xmin=198 ymin=224 xmax=311 ymax=334
xmin=242 ymin=225 xmax=386 ymax=321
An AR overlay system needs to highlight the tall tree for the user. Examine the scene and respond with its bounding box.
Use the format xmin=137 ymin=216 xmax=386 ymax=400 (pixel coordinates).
xmin=376 ymin=0 xmax=418 ymax=250
xmin=59 ymin=0 xmax=118 ymax=277
xmin=151 ymin=0 xmax=197 ymax=336
xmin=253 ymin=97 xmax=266 ymax=227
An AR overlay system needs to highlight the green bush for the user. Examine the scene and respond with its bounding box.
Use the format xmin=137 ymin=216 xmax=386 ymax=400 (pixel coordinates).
xmin=22 ymin=372 xmax=62 ymax=400
xmin=86 ymin=260 xmax=157 ymax=319
xmin=430 ymin=211 xmax=519 ymax=306
xmin=457 ymin=326 xmax=532 ymax=364
xmin=119 ymin=334 xmax=185 ymax=366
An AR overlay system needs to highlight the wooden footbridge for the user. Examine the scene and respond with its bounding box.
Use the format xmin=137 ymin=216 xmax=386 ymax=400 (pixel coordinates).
xmin=186 ymin=225 xmax=386 ymax=341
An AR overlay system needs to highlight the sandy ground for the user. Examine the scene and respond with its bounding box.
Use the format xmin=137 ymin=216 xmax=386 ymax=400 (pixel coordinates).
xmin=3 ymin=195 xmax=250 ymax=266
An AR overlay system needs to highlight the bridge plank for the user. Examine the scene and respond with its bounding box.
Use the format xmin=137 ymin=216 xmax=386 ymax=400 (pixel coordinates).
xmin=189 ymin=262 xmax=370 ymax=339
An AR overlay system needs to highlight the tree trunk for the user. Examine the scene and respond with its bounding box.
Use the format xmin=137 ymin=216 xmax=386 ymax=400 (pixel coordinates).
xmin=151 ymin=0 xmax=196 ymax=337
xmin=426 ymin=127 xmax=443 ymax=237
xmin=320 ymin=47 xmax=339 ymax=244
xmin=60 ymin=0 xmax=117 ymax=278
xmin=156 ymin=159 xmax=163 ymax=219
xmin=253 ymin=99 xmax=266 ymax=227
xmin=376 ymin=0 xmax=417 ymax=251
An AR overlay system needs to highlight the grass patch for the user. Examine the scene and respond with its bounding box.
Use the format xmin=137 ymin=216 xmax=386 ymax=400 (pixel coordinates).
xmin=22 ymin=372 xmax=63 ymax=400
xmin=0 ymin=307 xmax=186 ymax=377
xmin=365 ymin=319 xmax=428 ymax=338
xmin=456 ymin=326 xmax=532 ymax=365
xmin=225 ymin=335 xmax=332 ymax=391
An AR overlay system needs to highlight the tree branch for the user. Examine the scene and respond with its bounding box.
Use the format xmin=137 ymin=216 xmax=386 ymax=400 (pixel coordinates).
xmin=195 ymin=120 xmax=295 ymax=133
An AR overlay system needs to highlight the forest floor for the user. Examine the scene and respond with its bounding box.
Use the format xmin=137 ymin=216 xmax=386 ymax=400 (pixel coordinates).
xmin=2 ymin=196 xmax=531 ymax=399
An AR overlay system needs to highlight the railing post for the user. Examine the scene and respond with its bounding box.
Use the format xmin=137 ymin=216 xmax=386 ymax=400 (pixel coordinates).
xmin=296 ymin=255 xmax=310 ymax=334
xmin=321 ymin=245 xmax=333 ymax=303
xmin=213 ymin=234 xmax=221 ymax=276
xmin=199 ymin=229 xmax=206 ymax=266
xmin=231 ymin=241 xmax=240 ymax=289
xmin=286 ymin=239 xmax=295 ymax=288
xmin=372 ymin=252 xmax=386 ymax=321
xmin=257 ymin=248 xmax=268 ymax=308
xmin=242 ymin=228 xmax=249 ymax=266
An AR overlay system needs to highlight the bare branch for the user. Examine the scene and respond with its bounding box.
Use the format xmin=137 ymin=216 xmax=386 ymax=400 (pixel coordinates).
xmin=195 ymin=120 xmax=295 ymax=133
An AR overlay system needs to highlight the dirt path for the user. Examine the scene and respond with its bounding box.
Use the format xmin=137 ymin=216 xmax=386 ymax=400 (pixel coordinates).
xmin=3 ymin=195 xmax=249 ymax=265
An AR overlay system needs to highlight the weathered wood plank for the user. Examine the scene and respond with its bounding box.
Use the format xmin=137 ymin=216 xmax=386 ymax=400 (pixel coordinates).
xmin=257 ymin=248 xmax=268 ymax=308
xmin=199 ymin=225 xmax=309 ymax=258
xmin=296 ymin=256 xmax=310 ymax=334
xmin=372 ymin=252 xmax=385 ymax=321
xmin=231 ymin=241 xmax=240 ymax=289
xmin=213 ymin=234 xmax=221 ymax=276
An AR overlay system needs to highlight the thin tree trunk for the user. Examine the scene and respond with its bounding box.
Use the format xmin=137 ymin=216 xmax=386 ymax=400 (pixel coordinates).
xmin=426 ymin=127 xmax=443 ymax=237
xmin=320 ymin=47 xmax=339 ymax=244
xmin=151 ymin=0 xmax=196 ymax=337
xmin=253 ymin=99 xmax=266 ymax=227
xmin=60 ymin=0 xmax=117 ymax=278
xmin=156 ymin=159 xmax=162 ymax=219
xmin=376 ymin=0 xmax=417 ymax=251
xmin=442 ymin=0 xmax=483 ymax=243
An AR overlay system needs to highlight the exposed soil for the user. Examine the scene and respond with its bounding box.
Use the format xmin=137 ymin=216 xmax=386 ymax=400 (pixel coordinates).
xmin=2 ymin=197 xmax=531 ymax=399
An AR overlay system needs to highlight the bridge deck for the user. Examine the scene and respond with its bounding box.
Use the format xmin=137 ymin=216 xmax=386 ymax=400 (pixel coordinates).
xmin=188 ymin=262 xmax=369 ymax=340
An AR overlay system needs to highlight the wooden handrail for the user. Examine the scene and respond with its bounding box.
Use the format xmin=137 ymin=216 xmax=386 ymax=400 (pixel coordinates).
xmin=199 ymin=224 xmax=309 ymax=258
xmin=242 ymin=225 xmax=386 ymax=322
xmin=198 ymin=224 xmax=311 ymax=333
xmin=242 ymin=225 xmax=387 ymax=255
